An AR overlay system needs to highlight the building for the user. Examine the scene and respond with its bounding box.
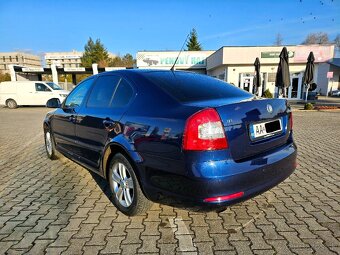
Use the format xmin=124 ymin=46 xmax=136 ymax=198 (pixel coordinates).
xmin=136 ymin=45 xmax=336 ymax=99
xmin=45 ymin=51 xmax=83 ymax=68
xmin=0 ymin=52 xmax=41 ymax=73
xmin=45 ymin=51 xmax=117 ymax=68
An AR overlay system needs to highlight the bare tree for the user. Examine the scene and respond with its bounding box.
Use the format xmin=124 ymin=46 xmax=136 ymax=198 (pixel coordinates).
xmin=302 ymin=32 xmax=329 ymax=45
xmin=334 ymin=34 xmax=340 ymax=49
xmin=274 ymin=33 xmax=283 ymax=46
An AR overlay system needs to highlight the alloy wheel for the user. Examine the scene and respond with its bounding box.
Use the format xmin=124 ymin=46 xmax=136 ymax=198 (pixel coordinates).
xmin=45 ymin=131 xmax=52 ymax=156
xmin=111 ymin=162 xmax=134 ymax=207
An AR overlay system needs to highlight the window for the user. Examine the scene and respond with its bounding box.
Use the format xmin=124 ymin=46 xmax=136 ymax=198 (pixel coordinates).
xmin=16 ymin=56 xmax=18 ymax=62
xmin=64 ymin=78 xmax=94 ymax=109
xmin=35 ymin=83 xmax=51 ymax=92
xmin=142 ymin=71 xmax=251 ymax=103
xmin=9 ymin=56 xmax=12 ymax=62
xmin=46 ymin=82 xmax=62 ymax=90
xmin=111 ymin=79 xmax=134 ymax=108
xmin=87 ymin=75 xmax=120 ymax=108
xmin=268 ymin=73 xmax=276 ymax=83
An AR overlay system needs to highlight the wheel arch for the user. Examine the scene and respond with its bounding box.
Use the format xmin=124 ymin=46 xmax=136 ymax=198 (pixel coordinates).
xmin=102 ymin=138 xmax=143 ymax=181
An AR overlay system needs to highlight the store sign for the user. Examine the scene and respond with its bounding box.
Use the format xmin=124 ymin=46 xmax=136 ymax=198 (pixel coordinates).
xmin=105 ymin=67 xmax=127 ymax=71
xmin=327 ymin=72 xmax=333 ymax=79
xmin=137 ymin=51 xmax=213 ymax=68
xmin=261 ymin=51 xmax=294 ymax=58
xmin=46 ymin=55 xmax=81 ymax=60
xmin=64 ymin=67 xmax=85 ymax=72
xmin=293 ymin=46 xmax=333 ymax=63
xmin=22 ymin=67 xmax=44 ymax=72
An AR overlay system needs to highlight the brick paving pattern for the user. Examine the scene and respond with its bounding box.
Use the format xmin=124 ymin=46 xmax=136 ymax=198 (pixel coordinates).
xmin=0 ymin=107 xmax=339 ymax=254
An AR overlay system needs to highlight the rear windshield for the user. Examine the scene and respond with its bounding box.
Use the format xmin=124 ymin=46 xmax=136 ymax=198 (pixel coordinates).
xmin=142 ymin=71 xmax=252 ymax=103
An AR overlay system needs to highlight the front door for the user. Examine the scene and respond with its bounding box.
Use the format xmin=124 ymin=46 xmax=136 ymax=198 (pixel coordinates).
xmin=240 ymin=74 xmax=254 ymax=93
xmin=34 ymin=83 xmax=54 ymax=105
xmin=288 ymin=73 xmax=302 ymax=99
xmin=52 ymin=78 xmax=94 ymax=155
xmin=76 ymin=75 xmax=135 ymax=169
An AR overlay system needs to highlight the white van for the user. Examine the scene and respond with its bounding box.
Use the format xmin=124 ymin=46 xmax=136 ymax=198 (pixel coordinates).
xmin=0 ymin=81 xmax=69 ymax=109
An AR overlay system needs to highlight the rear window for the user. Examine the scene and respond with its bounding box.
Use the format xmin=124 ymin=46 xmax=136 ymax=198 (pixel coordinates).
xmin=142 ymin=71 xmax=251 ymax=103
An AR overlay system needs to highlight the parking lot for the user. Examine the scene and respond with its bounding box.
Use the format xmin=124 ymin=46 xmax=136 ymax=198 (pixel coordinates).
xmin=0 ymin=107 xmax=339 ymax=255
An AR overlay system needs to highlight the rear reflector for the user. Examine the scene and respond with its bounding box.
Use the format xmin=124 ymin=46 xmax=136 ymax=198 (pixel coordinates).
xmin=183 ymin=108 xmax=228 ymax=151
xmin=203 ymin=191 xmax=244 ymax=203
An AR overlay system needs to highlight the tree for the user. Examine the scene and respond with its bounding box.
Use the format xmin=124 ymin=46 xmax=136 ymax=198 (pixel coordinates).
xmin=302 ymin=32 xmax=330 ymax=45
xmin=334 ymin=34 xmax=340 ymax=49
xmin=0 ymin=71 xmax=11 ymax=82
xmin=274 ymin=33 xmax=283 ymax=46
xmin=186 ymin=28 xmax=202 ymax=51
xmin=109 ymin=54 xmax=135 ymax=67
xmin=81 ymin=37 xmax=110 ymax=68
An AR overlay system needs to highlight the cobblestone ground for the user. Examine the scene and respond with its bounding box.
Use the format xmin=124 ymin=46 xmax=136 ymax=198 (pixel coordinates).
xmin=0 ymin=107 xmax=339 ymax=255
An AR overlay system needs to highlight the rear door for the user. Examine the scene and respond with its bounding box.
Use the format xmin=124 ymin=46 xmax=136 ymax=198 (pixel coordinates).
xmin=76 ymin=75 xmax=135 ymax=169
xmin=52 ymin=78 xmax=94 ymax=155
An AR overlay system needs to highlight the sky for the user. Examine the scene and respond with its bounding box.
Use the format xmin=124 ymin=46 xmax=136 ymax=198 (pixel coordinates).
xmin=0 ymin=0 xmax=339 ymax=57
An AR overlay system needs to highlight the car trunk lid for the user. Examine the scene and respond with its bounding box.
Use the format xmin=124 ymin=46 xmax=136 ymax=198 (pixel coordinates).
xmin=215 ymin=98 xmax=291 ymax=161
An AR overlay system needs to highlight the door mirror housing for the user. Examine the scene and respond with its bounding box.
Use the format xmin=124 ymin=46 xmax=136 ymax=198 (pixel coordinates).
xmin=46 ymin=98 xmax=61 ymax=108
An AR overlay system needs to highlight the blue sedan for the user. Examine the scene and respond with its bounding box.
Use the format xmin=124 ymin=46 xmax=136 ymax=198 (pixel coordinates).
xmin=43 ymin=70 xmax=297 ymax=216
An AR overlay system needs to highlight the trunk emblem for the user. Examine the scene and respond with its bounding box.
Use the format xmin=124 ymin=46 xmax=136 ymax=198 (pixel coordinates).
xmin=267 ymin=104 xmax=273 ymax=113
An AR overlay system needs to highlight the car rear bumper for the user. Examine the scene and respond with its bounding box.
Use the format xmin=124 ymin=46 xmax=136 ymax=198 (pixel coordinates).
xmin=142 ymin=142 xmax=297 ymax=207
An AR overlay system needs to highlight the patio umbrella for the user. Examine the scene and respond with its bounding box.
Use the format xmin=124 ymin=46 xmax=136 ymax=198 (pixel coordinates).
xmin=275 ymin=47 xmax=291 ymax=97
xmin=253 ymin=57 xmax=261 ymax=95
xmin=302 ymin=51 xmax=315 ymax=102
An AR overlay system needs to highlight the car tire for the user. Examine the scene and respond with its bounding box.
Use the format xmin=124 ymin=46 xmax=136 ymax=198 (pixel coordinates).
xmin=44 ymin=129 xmax=59 ymax=160
xmin=6 ymin=99 xmax=18 ymax=109
xmin=108 ymin=153 xmax=153 ymax=216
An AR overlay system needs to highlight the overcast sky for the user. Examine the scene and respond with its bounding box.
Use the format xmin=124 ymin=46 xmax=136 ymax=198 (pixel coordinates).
xmin=0 ymin=0 xmax=339 ymax=56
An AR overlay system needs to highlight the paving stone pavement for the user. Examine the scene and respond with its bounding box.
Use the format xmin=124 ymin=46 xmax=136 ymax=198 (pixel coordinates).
xmin=0 ymin=107 xmax=339 ymax=255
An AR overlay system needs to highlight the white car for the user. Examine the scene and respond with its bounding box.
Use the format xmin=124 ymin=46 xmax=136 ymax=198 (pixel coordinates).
xmin=0 ymin=81 xmax=69 ymax=108
xmin=331 ymin=90 xmax=340 ymax=97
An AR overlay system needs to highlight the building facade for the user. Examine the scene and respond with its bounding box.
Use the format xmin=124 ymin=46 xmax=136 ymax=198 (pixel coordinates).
xmin=0 ymin=52 xmax=41 ymax=73
xmin=45 ymin=51 xmax=117 ymax=69
xmin=136 ymin=45 xmax=336 ymax=99
xmin=45 ymin=51 xmax=83 ymax=68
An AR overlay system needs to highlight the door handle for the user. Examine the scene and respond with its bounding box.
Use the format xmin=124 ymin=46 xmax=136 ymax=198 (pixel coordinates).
xmin=103 ymin=119 xmax=115 ymax=131
xmin=69 ymin=115 xmax=76 ymax=122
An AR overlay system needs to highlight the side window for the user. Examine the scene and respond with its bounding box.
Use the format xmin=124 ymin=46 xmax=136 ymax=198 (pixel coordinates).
xmin=35 ymin=83 xmax=51 ymax=92
xmin=64 ymin=78 xmax=93 ymax=109
xmin=111 ymin=79 xmax=134 ymax=108
xmin=87 ymin=75 xmax=120 ymax=108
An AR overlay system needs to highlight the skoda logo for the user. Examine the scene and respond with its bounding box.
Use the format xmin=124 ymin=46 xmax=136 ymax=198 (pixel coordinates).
xmin=267 ymin=104 xmax=273 ymax=113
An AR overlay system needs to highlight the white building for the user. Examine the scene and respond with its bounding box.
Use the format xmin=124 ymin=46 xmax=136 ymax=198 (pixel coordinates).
xmin=45 ymin=51 xmax=117 ymax=69
xmin=0 ymin=52 xmax=41 ymax=73
xmin=45 ymin=51 xmax=83 ymax=68
xmin=137 ymin=45 xmax=336 ymax=99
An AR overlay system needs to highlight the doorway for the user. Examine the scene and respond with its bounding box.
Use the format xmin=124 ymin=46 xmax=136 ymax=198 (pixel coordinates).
xmin=288 ymin=73 xmax=302 ymax=99
xmin=239 ymin=73 xmax=254 ymax=93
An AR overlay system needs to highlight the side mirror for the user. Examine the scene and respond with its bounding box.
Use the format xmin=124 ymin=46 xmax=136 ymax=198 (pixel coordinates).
xmin=46 ymin=98 xmax=61 ymax=108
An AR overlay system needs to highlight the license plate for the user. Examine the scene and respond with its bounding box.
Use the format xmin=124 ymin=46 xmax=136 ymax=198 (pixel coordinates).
xmin=249 ymin=118 xmax=282 ymax=140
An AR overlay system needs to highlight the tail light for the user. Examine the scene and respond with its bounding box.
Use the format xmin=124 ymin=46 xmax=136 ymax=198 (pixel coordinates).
xmin=289 ymin=112 xmax=293 ymax=130
xmin=183 ymin=108 xmax=228 ymax=151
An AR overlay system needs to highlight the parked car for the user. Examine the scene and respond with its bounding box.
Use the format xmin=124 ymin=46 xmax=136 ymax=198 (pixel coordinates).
xmin=43 ymin=70 xmax=297 ymax=216
xmin=331 ymin=90 xmax=340 ymax=96
xmin=0 ymin=81 xmax=69 ymax=109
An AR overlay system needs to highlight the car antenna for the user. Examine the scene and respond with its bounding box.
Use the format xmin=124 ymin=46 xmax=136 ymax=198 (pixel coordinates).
xmin=170 ymin=33 xmax=190 ymax=71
